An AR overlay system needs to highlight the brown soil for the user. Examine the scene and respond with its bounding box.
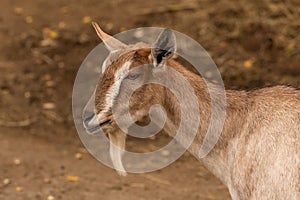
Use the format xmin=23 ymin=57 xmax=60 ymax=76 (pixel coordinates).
xmin=0 ymin=0 xmax=299 ymax=199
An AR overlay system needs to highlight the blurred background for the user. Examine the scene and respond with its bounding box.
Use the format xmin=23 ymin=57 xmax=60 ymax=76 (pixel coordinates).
xmin=0 ymin=0 xmax=299 ymax=199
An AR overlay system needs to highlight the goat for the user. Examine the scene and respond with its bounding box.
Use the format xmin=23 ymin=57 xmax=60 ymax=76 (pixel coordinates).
xmin=83 ymin=22 xmax=300 ymax=200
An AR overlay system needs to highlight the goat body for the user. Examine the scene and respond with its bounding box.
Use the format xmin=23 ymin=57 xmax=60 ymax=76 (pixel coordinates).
xmin=83 ymin=23 xmax=300 ymax=200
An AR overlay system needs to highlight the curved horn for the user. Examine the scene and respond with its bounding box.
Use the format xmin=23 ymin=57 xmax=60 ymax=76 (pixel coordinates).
xmin=92 ymin=22 xmax=127 ymax=51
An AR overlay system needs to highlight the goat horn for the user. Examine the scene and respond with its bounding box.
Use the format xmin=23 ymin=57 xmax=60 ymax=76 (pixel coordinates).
xmin=92 ymin=21 xmax=127 ymax=51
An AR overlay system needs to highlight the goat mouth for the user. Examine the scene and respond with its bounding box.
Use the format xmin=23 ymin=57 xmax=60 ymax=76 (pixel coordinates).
xmin=87 ymin=124 xmax=101 ymax=134
xmin=86 ymin=119 xmax=112 ymax=134
xmin=83 ymin=112 xmax=112 ymax=134
xmin=99 ymin=119 xmax=112 ymax=127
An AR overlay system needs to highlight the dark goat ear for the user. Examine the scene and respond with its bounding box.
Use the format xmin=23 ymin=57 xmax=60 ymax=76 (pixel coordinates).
xmin=151 ymin=29 xmax=176 ymax=67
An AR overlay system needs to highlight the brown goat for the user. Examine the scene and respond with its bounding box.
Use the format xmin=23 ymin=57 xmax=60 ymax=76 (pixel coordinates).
xmin=83 ymin=22 xmax=300 ymax=200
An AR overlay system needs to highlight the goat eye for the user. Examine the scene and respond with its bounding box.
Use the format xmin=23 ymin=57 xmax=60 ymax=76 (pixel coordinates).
xmin=126 ymin=73 xmax=139 ymax=80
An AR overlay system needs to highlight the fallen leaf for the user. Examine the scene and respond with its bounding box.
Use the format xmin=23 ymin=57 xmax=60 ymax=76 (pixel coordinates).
xmin=15 ymin=186 xmax=23 ymax=192
xmin=3 ymin=178 xmax=11 ymax=186
xmin=205 ymin=71 xmax=213 ymax=78
xmin=105 ymin=22 xmax=114 ymax=31
xmin=66 ymin=176 xmax=79 ymax=182
xmin=75 ymin=153 xmax=83 ymax=160
xmin=79 ymin=33 xmax=90 ymax=44
xmin=58 ymin=21 xmax=66 ymax=29
xmin=49 ymin=31 xmax=58 ymax=39
xmin=42 ymin=74 xmax=52 ymax=81
xmin=14 ymin=158 xmax=21 ymax=165
xmin=14 ymin=7 xmax=24 ymax=15
xmin=25 ymin=16 xmax=33 ymax=24
xmin=43 ymin=102 xmax=56 ymax=110
xmin=40 ymin=38 xmax=57 ymax=47
xmin=161 ymin=150 xmax=170 ymax=156
xmin=45 ymin=81 xmax=55 ymax=87
xmin=44 ymin=178 xmax=51 ymax=184
xmin=243 ymin=58 xmax=256 ymax=68
xmin=43 ymin=28 xmax=59 ymax=39
xmin=286 ymin=43 xmax=295 ymax=52
xmin=58 ymin=62 xmax=65 ymax=68
xmin=82 ymin=16 xmax=92 ymax=24
xmin=133 ymin=29 xmax=144 ymax=38
xmin=47 ymin=195 xmax=55 ymax=200
xmin=24 ymin=91 xmax=31 ymax=98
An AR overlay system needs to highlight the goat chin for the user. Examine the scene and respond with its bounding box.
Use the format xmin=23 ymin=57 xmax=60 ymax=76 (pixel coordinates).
xmin=108 ymin=132 xmax=127 ymax=176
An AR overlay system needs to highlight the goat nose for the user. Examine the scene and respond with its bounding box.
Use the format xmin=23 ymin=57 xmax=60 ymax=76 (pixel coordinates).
xmin=82 ymin=111 xmax=101 ymax=135
xmin=83 ymin=113 xmax=94 ymax=126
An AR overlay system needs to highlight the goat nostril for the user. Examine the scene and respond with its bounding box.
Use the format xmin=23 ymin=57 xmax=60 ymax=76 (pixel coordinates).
xmin=82 ymin=113 xmax=102 ymax=134
xmin=83 ymin=113 xmax=98 ymax=131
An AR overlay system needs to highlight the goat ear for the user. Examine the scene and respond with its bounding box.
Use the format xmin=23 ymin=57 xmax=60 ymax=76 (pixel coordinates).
xmin=151 ymin=29 xmax=176 ymax=67
xmin=92 ymin=22 xmax=127 ymax=51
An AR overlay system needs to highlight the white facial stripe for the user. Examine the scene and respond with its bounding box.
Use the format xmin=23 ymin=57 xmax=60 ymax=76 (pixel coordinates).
xmin=97 ymin=108 xmax=109 ymax=119
xmin=108 ymin=61 xmax=131 ymax=106
xmin=101 ymin=58 xmax=108 ymax=73
xmin=102 ymin=50 xmax=120 ymax=73
xmin=97 ymin=61 xmax=132 ymax=118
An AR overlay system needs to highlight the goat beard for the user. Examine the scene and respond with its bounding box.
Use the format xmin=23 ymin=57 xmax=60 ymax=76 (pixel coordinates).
xmin=108 ymin=131 xmax=127 ymax=176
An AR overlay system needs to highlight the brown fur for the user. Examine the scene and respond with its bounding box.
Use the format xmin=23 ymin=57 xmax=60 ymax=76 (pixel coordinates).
xmin=93 ymin=37 xmax=300 ymax=199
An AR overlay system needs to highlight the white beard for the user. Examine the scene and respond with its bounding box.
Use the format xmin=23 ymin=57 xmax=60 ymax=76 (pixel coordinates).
xmin=108 ymin=131 xmax=127 ymax=176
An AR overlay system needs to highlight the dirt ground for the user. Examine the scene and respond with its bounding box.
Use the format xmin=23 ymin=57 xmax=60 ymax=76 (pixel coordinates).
xmin=0 ymin=0 xmax=299 ymax=199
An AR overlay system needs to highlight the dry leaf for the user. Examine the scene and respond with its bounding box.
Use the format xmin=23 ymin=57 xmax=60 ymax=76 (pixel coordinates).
xmin=58 ymin=21 xmax=66 ymax=29
xmin=161 ymin=150 xmax=170 ymax=156
xmin=82 ymin=16 xmax=92 ymax=24
xmin=66 ymin=176 xmax=79 ymax=182
xmin=205 ymin=71 xmax=213 ymax=78
xmin=58 ymin=62 xmax=65 ymax=68
xmin=45 ymin=81 xmax=55 ymax=87
xmin=286 ymin=43 xmax=295 ymax=52
xmin=43 ymin=102 xmax=56 ymax=110
xmin=14 ymin=7 xmax=24 ymax=15
xmin=79 ymin=33 xmax=89 ymax=44
xmin=40 ymin=38 xmax=57 ymax=47
xmin=3 ymin=178 xmax=11 ymax=186
xmin=243 ymin=58 xmax=256 ymax=68
xmin=42 ymin=74 xmax=52 ymax=81
xmin=43 ymin=28 xmax=59 ymax=39
xmin=24 ymin=91 xmax=31 ymax=98
xmin=49 ymin=31 xmax=58 ymax=39
xmin=15 ymin=186 xmax=23 ymax=192
xmin=106 ymin=23 xmax=114 ymax=31
xmin=25 ymin=16 xmax=33 ymax=24
xmin=44 ymin=178 xmax=51 ymax=184
xmin=75 ymin=153 xmax=83 ymax=160
xmin=14 ymin=158 xmax=21 ymax=165
xmin=47 ymin=195 xmax=55 ymax=200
